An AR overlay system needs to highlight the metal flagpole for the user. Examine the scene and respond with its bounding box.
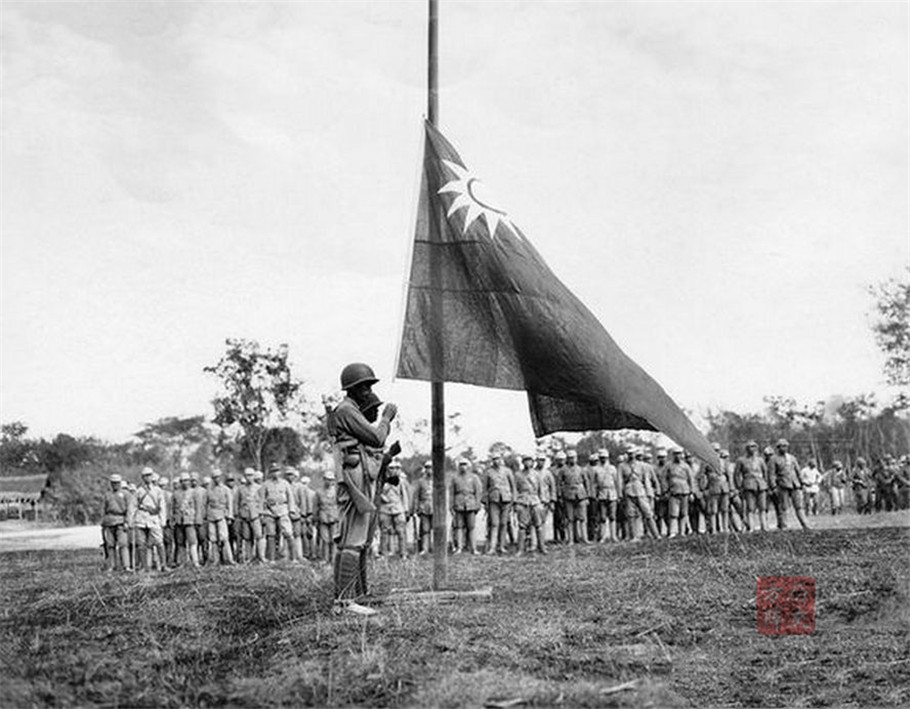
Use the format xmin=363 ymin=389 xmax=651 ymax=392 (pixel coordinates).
xmin=427 ymin=0 xmax=447 ymax=590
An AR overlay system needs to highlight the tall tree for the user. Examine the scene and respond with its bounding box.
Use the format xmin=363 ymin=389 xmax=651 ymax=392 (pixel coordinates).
xmin=204 ymin=339 xmax=302 ymax=472
xmin=869 ymin=269 xmax=910 ymax=387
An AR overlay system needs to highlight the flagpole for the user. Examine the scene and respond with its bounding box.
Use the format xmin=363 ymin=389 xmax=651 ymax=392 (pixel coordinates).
xmin=427 ymin=0 xmax=447 ymax=591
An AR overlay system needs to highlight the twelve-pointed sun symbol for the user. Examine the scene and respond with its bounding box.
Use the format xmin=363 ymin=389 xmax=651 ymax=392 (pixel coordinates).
xmin=438 ymin=160 xmax=517 ymax=240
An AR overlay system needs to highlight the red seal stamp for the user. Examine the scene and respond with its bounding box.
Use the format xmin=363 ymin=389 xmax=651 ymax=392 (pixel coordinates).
xmin=756 ymin=576 xmax=815 ymax=635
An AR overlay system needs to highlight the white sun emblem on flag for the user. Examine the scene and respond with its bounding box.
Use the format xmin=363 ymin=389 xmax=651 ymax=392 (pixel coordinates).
xmin=438 ymin=160 xmax=518 ymax=240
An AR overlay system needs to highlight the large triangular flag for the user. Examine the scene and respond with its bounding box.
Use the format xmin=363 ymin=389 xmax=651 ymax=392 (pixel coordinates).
xmin=397 ymin=121 xmax=719 ymax=467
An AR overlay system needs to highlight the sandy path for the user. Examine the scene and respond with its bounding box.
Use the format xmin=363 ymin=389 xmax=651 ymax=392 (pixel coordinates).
xmin=0 ymin=523 xmax=102 ymax=552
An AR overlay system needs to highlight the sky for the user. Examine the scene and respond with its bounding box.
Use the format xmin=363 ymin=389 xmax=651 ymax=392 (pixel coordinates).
xmin=1 ymin=1 xmax=908 ymax=454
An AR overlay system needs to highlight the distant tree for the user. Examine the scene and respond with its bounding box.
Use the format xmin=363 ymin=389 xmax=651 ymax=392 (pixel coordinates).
xmin=133 ymin=416 xmax=215 ymax=475
xmin=869 ymin=269 xmax=910 ymax=387
xmin=0 ymin=421 xmax=36 ymax=472
xmin=204 ymin=339 xmax=302 ymax=472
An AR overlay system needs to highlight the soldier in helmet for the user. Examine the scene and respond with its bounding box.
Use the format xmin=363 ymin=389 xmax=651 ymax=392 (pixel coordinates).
xmin=101 ymin=474 xmax=131 ymax=572
xmin=484 ymin=452 xmax=516 ymax=553
xmin=661 ymin=447 xmax=695 ymax=538
xmin=171 ymin=472 xmax=200 ymax=567
xmin=133 ymin=467 xmax=166 ymax=571
xmin=331 ymin=362 xmax=397 ymax=601
xmin=534 ymin=451 xmax=556 ymax=544
xmin=769 ymin=439 xmax=810 ymax=530
xmin=260 ymin=463 xmax=297 ymax=561
xmin=205 ymin=469 xmax=235 ymax=565
xmin=314 ymin=470 xmax=339 ymax=562
xmin=551 ymin=450 xmax=569 ymax=543
xmin=378 ymin=459 xmax=410 ymax=558
xmin=285 ymin=466 xmax=309 ymax=563
xmin=235 ymin=468 xmax=265 ymax=563
xmin=514 ymin=453 xmax=546 ymax=555
xmin=594 ymin=448 xmax=620 ymax=542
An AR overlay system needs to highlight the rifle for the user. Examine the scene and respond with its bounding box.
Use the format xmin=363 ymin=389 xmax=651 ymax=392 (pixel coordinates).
xmin=366 ymin=440 xmax=402 ymax=551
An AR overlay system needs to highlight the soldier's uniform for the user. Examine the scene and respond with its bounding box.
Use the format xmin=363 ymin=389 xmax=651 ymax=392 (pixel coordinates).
xmin=314 ymin=472 xmax=339 ymax=561
xmin=702 ymin=463 xmax=730 ymax=533
xmin=159 ymin=477 xmax=175 ymax=567
xmin=625 ymin=451 xmax=659 ymax=540
xmin=378 ymin=461 xmax=409 ymax=558
xmin=514 ymin=455 xmax=546 ymax=555
xmin=661 ymin=450 xmax=694 ymax=538
xmin=485 ymin=456 xmax=515 ymax=554
xmin=101 ymin=474 xmax=131 ymax=572
xmin=824 ymin=462 xmax=847 ymax=514
xmin=450 ymin=460 xmax=483 ymax=553
xmin=534 ymin=452 xmax=556 ymax=543
xmin=735 ymin=443 xmax=769 ymax=531
xmin=300 ymin=476 xmax=318 ymax=559
xmin=133 ymin=468 xmax=166 ymax=571
xmin=594 ymin=449 xmax=620 ymax=542
xmin=851 ymin=459 xmax=871 ymax=514
xmin=205 ymin=471 xmax=235 ymax=565
xmin=799 ymin=462 xmax=822 ymax=516
xmin=286 ymin=467 xmax=308 ymax=562
xmin=236 ymin=469 xmax=265 ymax=563
xmin=769 ymin=440 xmax=810 ymax=529
xmin=190 ymin=473 xmax=208 ymax=564
xmin=260 ymin=464 xmax=296 ymax=561
xmin=171 ymin=473 xmax=200 ymax=567
xmin=559 ymin=451 xmax=588 ymax=544
xmin=410 ymin=462 xmax=434 ymax=555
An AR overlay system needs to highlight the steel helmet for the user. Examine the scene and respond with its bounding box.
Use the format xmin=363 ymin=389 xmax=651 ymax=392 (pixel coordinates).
xmin=340 ymin=362 xmax=378 ymax=391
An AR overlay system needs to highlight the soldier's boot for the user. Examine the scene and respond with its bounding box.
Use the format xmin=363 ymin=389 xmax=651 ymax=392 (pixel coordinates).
xmin=397 ymin=532 xmax=407 ymax=559
xmin=188 ymin=543 xmax=200 ymax=567
xmin=794 ymin=504 xmax=810 ymax=530
xmin=257 ymin=537 xmax=268 ymax=563
xmin=266 ymin=536 xmax=277 ymax=561
xmin=668 ymin=517 xmax=678 ymax=538
xmin=334 ymin=548 xmax=361 ymax=600
xmin=357 ymin=548 xmax=369 ymax=597
xmin=646 ymin=516 xmax=660 ymax=540
xmin=535 ymin=527 xmax=547 ymax=553
xmin=222 ymin=540 xmax=235 ymax=565
xmin=292 ymin=537 xmax=304 ymax=562
xmin=759 ymin=512 xmax=767 ymax=532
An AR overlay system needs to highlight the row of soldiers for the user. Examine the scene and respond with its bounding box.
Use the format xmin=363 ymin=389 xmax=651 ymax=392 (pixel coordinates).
xmin=99 ymin=464 xmax=343 ymax=572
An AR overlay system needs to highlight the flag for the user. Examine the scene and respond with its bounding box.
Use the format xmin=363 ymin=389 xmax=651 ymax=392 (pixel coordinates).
xmin=397 ymin=121 xmax=720 ymax=467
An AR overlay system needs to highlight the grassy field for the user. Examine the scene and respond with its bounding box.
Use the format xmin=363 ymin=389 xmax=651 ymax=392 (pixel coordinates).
xmin=1 ymin=521 xmax=908 ymax=707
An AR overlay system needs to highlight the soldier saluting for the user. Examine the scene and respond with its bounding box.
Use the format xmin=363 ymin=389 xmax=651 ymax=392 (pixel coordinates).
xmin=329 ymin=363 xmax=398 ymax=604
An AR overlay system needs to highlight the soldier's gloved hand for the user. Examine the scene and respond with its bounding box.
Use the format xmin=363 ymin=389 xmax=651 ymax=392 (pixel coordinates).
xmin=381 ymin=403 xmax=398 ymax=422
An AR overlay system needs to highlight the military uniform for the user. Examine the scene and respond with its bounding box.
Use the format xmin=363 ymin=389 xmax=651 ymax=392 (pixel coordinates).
xmin=378 ymin=472 xmax=409 ymax=558
xmin=101 ymin=476 xmax=130 ymax=571
xmin=236 ymin=471 xmax=265 ymax=563
xmin=133 ymin=471 xmax=165 ymax=570
xmin=171 ymin=475 xmax=200 ymax=567
xmin=205 ymin=474 xmax=235 ymax=565
xmin=735 ymin=447 xmax=769 ymax=530
xmin=594 ymin=452 xmax=620 ymax=542
xmin=514 ymin=458 xmax=545 ymax=554
xmin=260 ymin=469 xmax=296 ymax=561
xmin=450 ymin=462 xmax=482 ymax=553
xmin=769 ymin=442 xmax=810 ymax=529
xmin=661 ymin=454 xmax=694 ymax=538
xmin=410 ymin=465 xmax=434 ymax=555
xmin=485 ymin=460 xmax=515 ymax=554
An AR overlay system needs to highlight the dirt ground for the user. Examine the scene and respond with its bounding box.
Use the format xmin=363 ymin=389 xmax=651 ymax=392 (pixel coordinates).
xmin=1 ymin=516 xmax=908 ymax=708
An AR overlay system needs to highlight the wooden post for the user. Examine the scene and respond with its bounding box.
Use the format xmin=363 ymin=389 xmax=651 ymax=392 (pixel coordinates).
xmin=427 ymin=0 xmax=447 ymax=591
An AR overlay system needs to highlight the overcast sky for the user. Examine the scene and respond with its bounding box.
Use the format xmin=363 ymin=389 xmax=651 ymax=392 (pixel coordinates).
xmin=2 ymin=1 xmax=907 ymax=453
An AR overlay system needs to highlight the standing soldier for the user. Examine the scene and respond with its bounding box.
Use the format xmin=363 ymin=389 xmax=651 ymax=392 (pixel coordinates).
xmin=661 ymin=448 xmax=694 ymax=538
xmin=205 ymin=470 xmax=235 ymax=565
xmin=260 ymin=463 xmax=297 ymax=562
xmin=514 ymin=454 xmax=546 ymax=555
xmin=171 ymin=472 xmax=200 ymax=567
xmin=721 ymin=450 xmax=748 ymax=532
xmin=702 ymin=462 xmax=730 ymax=533
xmin=824 ymin=460 xmax=847 ymax=515
xmin=411 ymin=460 xmax=434 ymax=556
xmin=133 ymin=467 xmax=166 ymax=571
xmin=314 ymin=471 xmax=339 ymax=562
xmin=535 ymin=451 xmax=556 ymax=543
xmin=851 ymin=458 xmax=872 ymax=513
xmin=190 ymin=472 xmax=208 ymax=565
xmin=627 ymin=449 xmax=660 ymax=540
xmin=158 ymin=477 xmax=175 ymax=568
xmin=378 ymin=459 xmax=410 ymax=558
xmin=224 ymin=472 xmax=239 ymax=561
xmin=642 ymin=451 xmax=661 ymax=536
xmin=595 ymin=448 xmax=621 ymax=542
xmin=286 ymin=467 xmax=308 ymax=563
xmin=735 ymin=441 xmax=770 ymax=531
xmin=616 ymin=450 xmax=636 ymax=540
xmin=330 ymin=362 xmax=397 ymax=601
xmin=769 ymin=439 xmax=810 ymax=530
xmin=100 ymin=474 xmax=131 ymax=572
xmin=799 ymin=459 xmax=822 ymax=516
xmin=450 ymin=458 xmax=482 ymax=554
xmin=686 ymin=450 xmax=705 ymax=534
xmin=485 ymin=453 xmax=516 ymax=554
xmin=652 ymin=449 xmax=669 ymax=535
xmin=558 ymin=449 xmax=587 ymax=544
xmin=236 ymin=468 xmax=265 ymax=563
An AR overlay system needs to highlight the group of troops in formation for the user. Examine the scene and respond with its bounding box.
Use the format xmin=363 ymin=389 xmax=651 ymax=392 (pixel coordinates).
xmin=100 ymin=436 xmax=910 ymax=572
xmin=99 ymin=464 xmax=342 ymax=572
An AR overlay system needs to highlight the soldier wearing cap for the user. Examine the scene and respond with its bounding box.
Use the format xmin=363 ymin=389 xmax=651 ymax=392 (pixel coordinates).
xmin=133 ymin=467 xmax=166 ymax=571
xmin=300 ymin=475 xmax=318 ymax=559
xmin=514 ymin=453 xmax=546 ymax=555
xmin=701 ymin=458 xmax=730 ymax=534
xmin=410 ymin=460 xmax=434 ymax=555
xmin=205 ymin=469 xmax=235 ymax=565
xmin=171 ymin=472 xmax=200 ymax=567
xmin=684 ymin=450 xmax=704 ymax=534
xmin=851 ymin=458 xmax=872 ymax=514
xmin=735 ymin=441 xmax=770 ymax=531
xmin=157 ymin=476 xmax=175 ymax=568
xmin=556 ymin=449 xmax=589 ymax=544
xmin=799 ymin=459 xmax=822 ymax=516
xmin=652 ymin=449 xmax=669 ymax=535
xmin=189 ymin=471 xmax=208 ymax=564
xmin=285 ymin=466 xmax=308 ymax=562
xmin=583 ymin=452 xmax=601 ymax=543
xmin=661 ymin=448 xmax=695 ymax=538
xmin=626 ymin=448 xmax=660 ymax=540
xmin=533 ymin=451 xmax=556 ymax=543
xmin=484 ymin=452 xmax=516 ymax=554
xmin=450 ymin=458 xmax=483 ymax=553
xmin=822 ymin=460 xmax=847 ymax=515
xmin=769 ymin=439 xmax=810 ymax=530
xmin=314 ymin=469 xmax=339 ymax=562
xmin=236 ymin=468 xmax=265 ymax=563
xmin=642 ymin=450 xmax=661 ymax=536
xmin=594 ymin=449 xmax=620 ymax=542
xmin=721 ymin=449 xmax=749 ymax=533
xmin=260 ymin=462 xmax=297 ymax=561
xmin=551 ymin=450 xmax=569 ymax=543
xmin=101 ymin=474 xmax=131 ymax=572
xmin=378 ymin=459 xmax=410 ymax=558
xmin=223 ymin=471 xmax=239 ymax=560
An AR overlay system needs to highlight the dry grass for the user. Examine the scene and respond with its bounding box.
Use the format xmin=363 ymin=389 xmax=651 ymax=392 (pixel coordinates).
xmin=1 ymin=525 xmax=908 ymax=707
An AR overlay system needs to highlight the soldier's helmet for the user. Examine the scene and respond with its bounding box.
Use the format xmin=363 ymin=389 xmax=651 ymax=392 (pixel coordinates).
xmin=141 ymin=466 xmax=155 ymax=478
xmin=340 ymin=362 xmax=379 ymax=391
xmin=763 ymin=446 xmax=774 ymax=456
xmin=588 ymin=453 xmax=599 ymax=463
xmin=656 ymin=449 xmax=667 ymax=458
xmin=268 ymin=462 xmax=283 ymax=476
xmin=777 ymin=438 xmax=789 ymax=448
xmin=597 ymin=448 xmax=609 ymax=458
xmin=284 ymin=466 xmax=299 ymax=478
xmin=566 ymin=449 xmax=577 ymax=459
xmin=746 ymin=440 xmax=758 ymax=449
xmin=109 ymin=473 xmax=123 ymax=484
xmin=554 ymin=450 xmax=567 ymax=461
xmin=179 ymin=472 xmax=190 ymax=482
xmin=211 ymin=469 xmax=222 ymax=479
xmin=833 ymin=460 xmax=843 ymax=469
xmin=324 ymin=470 xmax=336 ymax=482
xmin=536 ymin=450 xmax=549 ymax=461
